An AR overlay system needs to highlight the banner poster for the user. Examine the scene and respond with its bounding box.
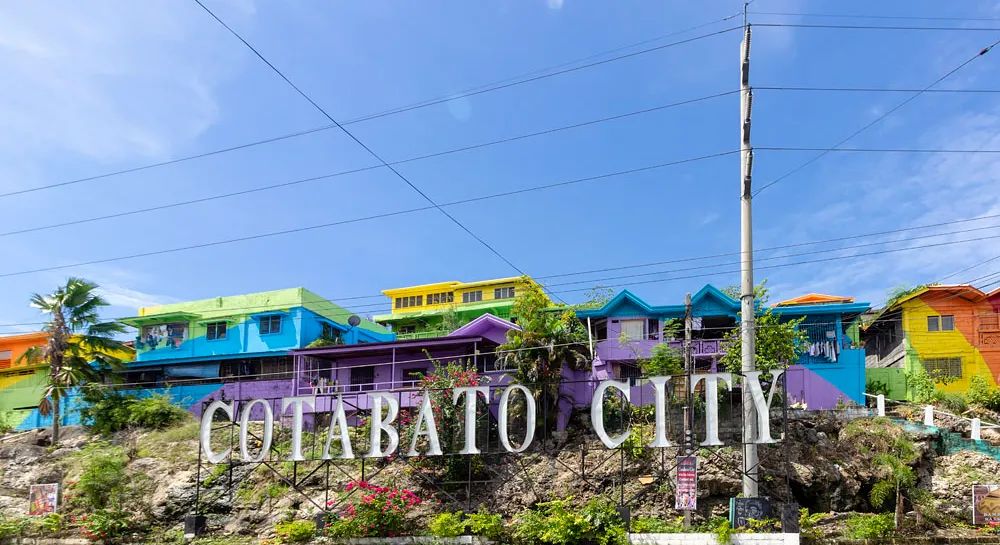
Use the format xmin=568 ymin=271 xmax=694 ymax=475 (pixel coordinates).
xmin=973 ymin=484 xmax=1000 ymax=525
xmin=28 ymin=483 xmax=59 ymax=516
xmin=675 ymin=456 xmax=697 ymax=511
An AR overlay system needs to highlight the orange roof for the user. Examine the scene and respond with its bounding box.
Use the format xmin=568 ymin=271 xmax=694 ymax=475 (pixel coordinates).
xmin=776 ymin=293 xmax=855 ymax=307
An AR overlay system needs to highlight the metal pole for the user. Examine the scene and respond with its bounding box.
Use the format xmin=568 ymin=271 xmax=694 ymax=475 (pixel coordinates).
xmin=739 ymin=14 xmax=758 ymax=498
xmin=683 ymin=293 xmax=693 ymax=528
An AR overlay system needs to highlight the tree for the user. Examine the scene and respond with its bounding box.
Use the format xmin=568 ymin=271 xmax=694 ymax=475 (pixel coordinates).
xmin=498 ymin=279 xmax=590 ymax=424
xmin=842 ymin=418 xmax=920 ymax=529
xmin=720 ymin=282 xmax=807 ymax=374
xmin=18 ymin=278 xmax=127 ymax=444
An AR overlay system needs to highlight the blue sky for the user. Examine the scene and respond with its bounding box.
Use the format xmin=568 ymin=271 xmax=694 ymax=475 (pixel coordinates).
xmin=1 ymin=0 xmax=999 ymax=332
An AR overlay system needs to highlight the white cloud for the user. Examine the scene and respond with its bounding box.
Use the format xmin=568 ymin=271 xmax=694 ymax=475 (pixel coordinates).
xmin=547 ymin=0 xmax=564 ymax=10
xmin=0 ymin=1 xmax=245 ymax=169
xmin=773 ymin=107 xmax=1000 ymax=306
xmin=97 ymin=284 xmax=179 ymax=311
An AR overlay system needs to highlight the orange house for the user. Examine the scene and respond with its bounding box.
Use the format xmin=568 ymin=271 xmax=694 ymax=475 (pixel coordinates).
xmin=0 ymin=332 xmax=48 ymax=372
xmin=865 ymin=285 xmax=1000 ymax=396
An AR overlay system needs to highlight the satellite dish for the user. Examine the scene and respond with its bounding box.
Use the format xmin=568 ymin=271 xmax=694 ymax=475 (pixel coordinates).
xmin=348 ymin=315 xmax=361 ymax=327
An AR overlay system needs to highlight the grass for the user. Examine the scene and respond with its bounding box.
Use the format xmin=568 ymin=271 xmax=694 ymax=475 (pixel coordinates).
xmin=136 ymin=419 xmax=200 ymax=463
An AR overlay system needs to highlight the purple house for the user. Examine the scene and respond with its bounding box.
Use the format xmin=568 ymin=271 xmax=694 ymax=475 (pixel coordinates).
xmin=577 ymin=285 xmax=739 ymax=380
xmin=286 ymin=313 xmax=519 ymax=416
xmin=576 ymin=286 xmax=871 ymax=410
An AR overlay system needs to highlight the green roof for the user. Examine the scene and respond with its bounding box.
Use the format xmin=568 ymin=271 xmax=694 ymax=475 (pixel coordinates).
xmin=374 ymin=299 xmax=515 ymax=323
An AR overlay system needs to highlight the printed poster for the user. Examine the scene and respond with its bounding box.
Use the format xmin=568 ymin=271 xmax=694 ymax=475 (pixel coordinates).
xmin=28 ymin=483 xmax=59 ymax=515
xmin=973 ymin=484 xmax=1000 ymax=525
xmin=675 ymin=456 xmax=697 ymax=511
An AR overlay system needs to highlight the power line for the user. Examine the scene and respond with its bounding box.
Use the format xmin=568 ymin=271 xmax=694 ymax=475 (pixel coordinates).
xmin=754 ymin=22 xmax=1000 ymax=32
xmin=757 ymin=85 xmax=1000 ymax=94
xmin=1 ymin=207 xmax=997 ymax=327
xmin=749 ymin=11 xmax=1000 ymax=23
xmin=539 ymin=211 xmax=1000 ymax=279
xmin=192 ymin=0 xmax=542 ymax=294
xmin=0 ymin=16 xmax=741 ymax=201
xmin=758 ymin=146 xmax=1000 ymax=154
xmin=753 ymin=34 xmax=1000 ymax=196
xmin=0 ymin=90 xmax=738 ymax=239
xmin=0 ymin=150 xmax=738 ymax=279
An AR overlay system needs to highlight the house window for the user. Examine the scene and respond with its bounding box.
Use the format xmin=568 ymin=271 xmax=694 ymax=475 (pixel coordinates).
xmin=647 ymin=318 xmax=659 ymax=340
xmin=320 ymin=322 xmax=342 ymax=342
xmin=349 ymin=367 xmax=375 ymax=392
xmin=494 ymin=287 xmax=515 ymax=299
xmin=462 ymin=290 xmax=483 ymax=303
xmin=427 ymin=292 xmax=454 ymax=305
xmin=259 ymin=315 xmax=282 ymax=335
xmin=923 ymin=357 xmax=962 ymax=379
xmin=927 ymin=315 xmax=955 ymax=332
xmin=206 ymin=321 xmax=227 ymax=341
xmin=619 ymin=319 xmax=645 ymax=341
xmin=397 ymin=325 xmax=416 ymax=335
xmin=397 ymin=295 xmax=423 ymax=309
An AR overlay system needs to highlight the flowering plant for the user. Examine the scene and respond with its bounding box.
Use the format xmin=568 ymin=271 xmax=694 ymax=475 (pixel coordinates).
xmin=75 ymin=509 xmax=132 ymax=542
xmin=980 ymin=521 xmax=1000 ymax=535
xmin=326 ymin=481 xmax=422 ymax=538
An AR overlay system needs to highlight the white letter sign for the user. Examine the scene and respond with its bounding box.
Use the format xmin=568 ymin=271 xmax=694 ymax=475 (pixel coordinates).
xmin=591 ymin=380 xmax=631 ymax=448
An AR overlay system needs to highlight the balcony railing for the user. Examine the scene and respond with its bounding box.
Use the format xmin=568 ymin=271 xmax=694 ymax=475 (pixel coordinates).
xmin=666 ymin=339 xmax=727 ymax=356
xmin=394 ymin=330 xmax=450 ymax=340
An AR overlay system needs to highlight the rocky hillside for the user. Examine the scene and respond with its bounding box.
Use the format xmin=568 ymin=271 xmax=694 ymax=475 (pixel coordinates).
xmin=0 ymin=410 xmax=997 ymax=543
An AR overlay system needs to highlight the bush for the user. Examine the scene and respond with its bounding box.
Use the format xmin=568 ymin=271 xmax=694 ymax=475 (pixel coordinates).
xmin=75 ymin=444 xmax=129 ymax=509
xmin=935 ymin=391 xmax=968 ymax=414
xmin=845 ymin=513 xmax=894 ymax=539
xmin=798 ymin=508 xmax=828 ymax=541
xmin=325 ymin=481 xmax=422 ymax=538
xmin=630 ymin=516 xmax=684 ymax=533
xmin=77 ymin=509 xmax=133 ymax=542
xmin=275 ymin=520 xmax=316 ymax=544
xmin=80 ymin=388 xmax=188 ymax=434
xmin=466 ymin=511 xmax=504 ymax=540
xmin=428 ymin=512 xmax=466 ymax=538
xmin=0 ymin=515 xmax=30 ymax=539
xmin=968 ymin=375 xmax=1000 ymax=411
xmin=512 ymin=497 xmax=626 ymax=545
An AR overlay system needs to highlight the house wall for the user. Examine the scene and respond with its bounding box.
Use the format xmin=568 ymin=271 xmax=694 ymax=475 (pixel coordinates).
xmin=901 ymin=296 xmax=997 ymax=394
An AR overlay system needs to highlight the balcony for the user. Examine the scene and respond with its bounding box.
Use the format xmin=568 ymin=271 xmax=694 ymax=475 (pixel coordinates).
xmin=394 ymin=330 xmax=450 ymax=341
xmin=595 ymin=338 xmax=726 ymax=361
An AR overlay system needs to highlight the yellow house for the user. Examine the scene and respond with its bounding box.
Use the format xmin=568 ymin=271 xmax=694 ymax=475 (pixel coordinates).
xmin=864 ymin=285 xmax=1000 ymax=398
xmin=374 ymin=276 xmax=542 ymax=339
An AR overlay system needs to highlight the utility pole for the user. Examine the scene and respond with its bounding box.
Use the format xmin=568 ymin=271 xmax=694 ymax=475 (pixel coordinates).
xmin=682 ymin=292 xmax=693 ymax=528
xmin=739 ymin=13 xmax=758 ymax=498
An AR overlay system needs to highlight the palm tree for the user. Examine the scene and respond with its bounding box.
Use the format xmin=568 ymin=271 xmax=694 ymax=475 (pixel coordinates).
xmin=18 ymin=278 xmax=126 ymax=444
xmin=498 ymin=280 xmax=591 ymax=429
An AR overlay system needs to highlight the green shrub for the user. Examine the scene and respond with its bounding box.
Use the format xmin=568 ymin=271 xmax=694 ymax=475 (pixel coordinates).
xmin=275 ymin=520 xmax=316 ymax=544
xmin=936 ymin=391 xmax=968 ymax=414
xmin=428 ymin=512 xmax=466 ymax=538
xmin=75 ymin=444 xmax=129 ymax=509
xmin=845 ymin=513 xmax=894 ymax=539
xmin=80 ymin=388 xmax=188 ymax=434
xmin=512 ymin=497 xmax=626 ymax=545
xmin=37 ymin=513 xmax=64 ymax=535
xmin=968 ymin=375 xmax=1000 ymax=411
xmin=78 ymin=509 xmax=133 ymax=542
xmin=630 ymin=516 xmax=684 ymax=533
xmin=798 ymin=508 xmax=828 ymax=541
xmin=866 ymin=379 xmax=890 ymax=397
xmin=706 ymin=517 xmax=732 ymax=545
xmin=0 ymin=515 xmax=30 ymax=539
xmin=466 ymin=511 xmax=504 ymax=540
